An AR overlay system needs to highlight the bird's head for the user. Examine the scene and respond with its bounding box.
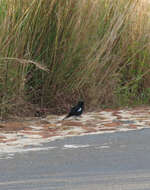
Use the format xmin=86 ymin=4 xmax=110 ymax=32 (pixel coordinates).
xmin=78 ymin=101 xmax=84 ymax=107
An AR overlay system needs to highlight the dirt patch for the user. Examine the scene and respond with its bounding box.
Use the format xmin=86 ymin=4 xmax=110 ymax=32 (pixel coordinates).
xmin=0 ymin=122 xmax=29 ymax=132
xmin=0 ymin=106 xmax=150 ymax=156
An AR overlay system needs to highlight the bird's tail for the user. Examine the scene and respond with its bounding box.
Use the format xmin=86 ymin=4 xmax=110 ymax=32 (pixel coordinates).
xmin=62 ymin=114 xmax=70 ymax=121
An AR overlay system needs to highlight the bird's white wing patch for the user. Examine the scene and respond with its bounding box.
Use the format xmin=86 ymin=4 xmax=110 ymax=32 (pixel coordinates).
xmin=77 ymin=107 xmax=82 ymax=112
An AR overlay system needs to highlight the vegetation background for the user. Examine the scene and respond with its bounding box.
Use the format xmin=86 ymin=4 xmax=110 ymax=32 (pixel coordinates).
xmin=0 ymin=0 xmax=150 ymax=118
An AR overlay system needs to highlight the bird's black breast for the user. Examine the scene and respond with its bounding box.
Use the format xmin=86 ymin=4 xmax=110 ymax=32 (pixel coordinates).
xmin=69 ymin=103 xmax=84 ymax=117
xmin=71 ymin=106 xmax=83 ymax=116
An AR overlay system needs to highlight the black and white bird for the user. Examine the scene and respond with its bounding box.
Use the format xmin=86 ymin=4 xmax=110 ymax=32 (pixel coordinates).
xmin=63 ymin=101 xmax=84 ymax=120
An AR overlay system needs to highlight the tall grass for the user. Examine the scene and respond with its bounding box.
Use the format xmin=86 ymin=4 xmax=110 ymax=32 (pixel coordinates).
xmin=0 ymin=0 xmax=150 ymax=117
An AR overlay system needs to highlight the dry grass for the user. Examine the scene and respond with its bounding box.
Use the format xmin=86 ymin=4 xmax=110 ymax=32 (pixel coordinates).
xmin=0 ymin=0 xmax=150 ymax=118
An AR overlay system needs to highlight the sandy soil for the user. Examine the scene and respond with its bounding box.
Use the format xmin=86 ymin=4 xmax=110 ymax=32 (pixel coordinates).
xmin=0 ymin=106 xmax=150 ymax=154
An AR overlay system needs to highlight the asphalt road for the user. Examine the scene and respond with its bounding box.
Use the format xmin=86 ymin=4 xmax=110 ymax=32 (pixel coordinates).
xmin=0 ymin=129 xmax=150 ymax=190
